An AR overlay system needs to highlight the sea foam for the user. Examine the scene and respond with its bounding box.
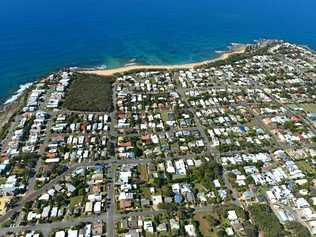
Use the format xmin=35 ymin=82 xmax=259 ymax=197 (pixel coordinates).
xmin=4 ymin=82 xmax=33 ymax=105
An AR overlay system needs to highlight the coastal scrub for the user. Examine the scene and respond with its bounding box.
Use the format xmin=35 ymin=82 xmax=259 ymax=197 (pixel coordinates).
xmin=63 ymin=73 xmax=114 ymax=112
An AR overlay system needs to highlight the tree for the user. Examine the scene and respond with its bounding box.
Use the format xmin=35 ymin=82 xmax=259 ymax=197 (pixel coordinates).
xmin=190 ymin=160 xmax=223 ymax=190
xmin=217 ymin=228 xmax=228 ymax=237
xmin=158 ymin=203 xmax=178 ymax=212
xmin=249 ymin=204 xmax=284 ymax=237
xmin=205 ymin=215 xmax=220 ymax=226
xmin=286 ymin=222 xmax=310 ymax=237
xmin=244 ymin=221 xmax=258 ymax=237
xmin=161 ymin=185 xmax=172 ymax=196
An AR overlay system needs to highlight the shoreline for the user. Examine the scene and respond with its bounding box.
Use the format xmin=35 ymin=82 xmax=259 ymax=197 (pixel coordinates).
xmin=2 ymin=82 xmax=33 ymax=106
xmin=0 ymin=42 xmax=248 ymax=136
xmin=1 ymin=43 xmax=247 ymax=108
xmin=0 ymin=87 xmax=31 ymax=141
xmin=77 ymin=44 xmax=248 ymax=76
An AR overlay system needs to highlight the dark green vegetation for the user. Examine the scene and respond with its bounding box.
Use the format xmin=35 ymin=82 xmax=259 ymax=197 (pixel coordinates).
xmin=286 ymin=222 xmax=310 ymax=237
xmin=194 ymin=204 xmax=257 ymax=237
xmin=0 ymin=121 xmax=10 ymax=141
xmin=249 ymin=203 xmax=284 ymax=237
xmin=10 ymin=153 xmax=40 ymax=188
xmin=189 ymin=160 xmax=223 ymax=190
xmin=64 ymin=73 xmax=114 ymax=112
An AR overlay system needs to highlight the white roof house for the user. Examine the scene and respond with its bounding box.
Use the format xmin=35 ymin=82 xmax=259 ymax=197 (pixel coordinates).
xmin=67 ymin=230 xmax=78 ymax=237
xmin=227 ymin=210 xmax=238 ymax=221
xmin=184 ymin=224 xmax=196 ymax=237
xmin=55 ymin=231 xmax=65 ymax=237
xmin=143 ymin=221 xmax=154 ymax=233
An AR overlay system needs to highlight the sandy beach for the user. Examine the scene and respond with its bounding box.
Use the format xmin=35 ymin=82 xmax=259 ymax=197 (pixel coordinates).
xmin=78 ymin=45 xmax=247 ymax=77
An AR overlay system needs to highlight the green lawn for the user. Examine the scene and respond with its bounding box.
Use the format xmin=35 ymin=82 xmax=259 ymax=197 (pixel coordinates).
xmin=161 ymin=111 xmax=169 ymax=122
xmin=290 ymin=103 xmax=316 ymax=113
xmin=12 ymin=166 xmax=27 ymax=176
xmin=138 ymin=164 xmax=149 ymax=182
xmin=69 ymin=195 xmax=84 ymax=208
xmin=301 ymin=103 xmax=316 ymax=113
xmin=0 ymin=177 xmax=6 ymax=185
xmin=249 ymin=203 xmax=284 ymax=237
xmin=256 ymin=185 xmax=269 ymax=196
xmin=296 ymin=160 xmax=315 ymax=175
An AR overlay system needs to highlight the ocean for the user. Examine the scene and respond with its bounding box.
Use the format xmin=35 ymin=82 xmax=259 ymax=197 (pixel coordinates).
xmin=0 ymin=0 xmax=316 ymax=102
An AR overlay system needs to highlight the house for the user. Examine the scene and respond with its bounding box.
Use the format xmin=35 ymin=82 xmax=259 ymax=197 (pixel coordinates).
xmin=143 ymin=221 xmax=154 ymax=233
xmin=50 ymin=207 xmax=58 ymax=218
xmin=225 ymin=227 xmax=234 ymax=236
xmin=85 ymin=202 xmax=93 ymax=213
xmin=152 ymin=195 xmax=163 ymax=208
xmin=175 ymin=160 xmax=186 ymax=175
xmin=67 ymin=229 xmax=78 ymax=237
xmin=124 ymin=230 xmax=141 ymax=237
xmin=170 ymin=219 xmax=180 ymax=230
xmin=296 ymin=198 xmax=310 ymax=209
xmin=197 ymin=192 xmax=207 ymax=203
xmin=175 ymin=193 xmax=183 ymax=204
xmin=55 ymin=231 xmax=66 ymax=237
xmin=41 ymin=206 xmax=51 ymax=219
xmin=184 ymin=224 xmax=196 ymax=237
xmin=157 ymin=223 xmax=168 ymax=232
xmin=0 ymin=175 xmax=18 ymax=195
xmin=227 ymin=210 xmax=238 ymax=222
xmin=65 ymin=183 xmax=76 ymax=193
xmin=213 ymin=179 xmax=221 ymax=188
xmin=25 ymin=231 xmax=40 ymax=237
xmin=0 ymin=197 xmax=10 ymax=215
xmin=120 ymin=200 xmax=132 ymax=209
xmin=94 ymin=201 xmax=102 ymax=214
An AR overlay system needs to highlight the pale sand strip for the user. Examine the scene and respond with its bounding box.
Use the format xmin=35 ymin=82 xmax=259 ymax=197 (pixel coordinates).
xmin=78 ymin=45 xmax=247 ymax=77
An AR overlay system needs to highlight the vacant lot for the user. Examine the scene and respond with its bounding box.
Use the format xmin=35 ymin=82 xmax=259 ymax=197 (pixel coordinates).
xmin=301 ymin=103 xmax=316 ymax=113
xmin=194 ymin=213 xmax=218 ymax=237
xmin=296 ymin=160 xmax=316 ymax=176
xmin=249 ymin=203 xmax=284 ymax=237
xmin=289 ymin=103 xmax=316 ymax=113
xmin=69 ymin=195 xmax=84 ymax=208
xmin=138 ymin=164 xmax=149 ymax=182
xmin=64 ymin=73 xmax=114 ymax=112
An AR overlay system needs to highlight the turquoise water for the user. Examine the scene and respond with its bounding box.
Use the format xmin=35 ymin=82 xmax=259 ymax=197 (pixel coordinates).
xmin=0 ymin=0 xmax=316 ymax=101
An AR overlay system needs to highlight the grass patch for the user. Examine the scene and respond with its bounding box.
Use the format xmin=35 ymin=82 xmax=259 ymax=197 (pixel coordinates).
xmin=69 ymin=195 xmax=84 ymax=208
xmin=256 ymin=185 xmax=269 ymax=196
xmin=138 ymin=164 xmax=149 ymax=182
xmin=161 ymin=111 xmax=168 ymax=122
xmin=140 ymin=187 xmax=151 ymax=198
xmin=285 ymin=221 xmax=310 ymax=237
xmin=249 ymin=203 xmax=284 ymax=237
xmin=12 ymin=166 xmax=27 ymax=176
xmin=194 ymin=213 xmax=218 ymax=237
xmin=0 ymin=177 xmax=6 ymax=185
xmin=64 ymin=73 xmax=114 ymax=112
xmin=301 ymin=103 xmax=316 ymax=113
xmin=0 ymin=121 xmax=10 ymax=141
xmin=296 ymin=160 xmax=315 ymax=175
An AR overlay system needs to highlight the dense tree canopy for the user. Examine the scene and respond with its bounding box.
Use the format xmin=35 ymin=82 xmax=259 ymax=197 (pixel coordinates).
xmin=286 ymin=222 xmax=310 ymax=237
xmin=64 ymin=73 xmax=114 ymax=112
xmin=189 ymin=160 xmax=223 ymax=189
